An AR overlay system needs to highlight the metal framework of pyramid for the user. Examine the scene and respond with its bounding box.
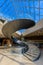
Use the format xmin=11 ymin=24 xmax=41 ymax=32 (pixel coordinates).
xmin=0 ymin=0 xmax=43 ymax=22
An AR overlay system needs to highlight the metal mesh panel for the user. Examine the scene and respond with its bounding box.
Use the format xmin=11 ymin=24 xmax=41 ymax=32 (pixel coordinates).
xmin=28 ymin=0 xmax=43 ymax=22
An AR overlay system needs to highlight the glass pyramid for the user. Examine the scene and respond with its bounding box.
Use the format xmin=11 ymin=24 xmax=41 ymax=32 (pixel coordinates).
xmin=0 ymin=0 xmax=43 ymax=23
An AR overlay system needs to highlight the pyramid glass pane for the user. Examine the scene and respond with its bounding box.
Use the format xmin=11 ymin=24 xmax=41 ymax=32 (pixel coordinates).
xmin=0 ymin=0 xmax=43 ymax=23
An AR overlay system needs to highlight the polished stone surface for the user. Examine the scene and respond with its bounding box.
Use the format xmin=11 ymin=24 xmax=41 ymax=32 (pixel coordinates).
xmin=0 ymin=48 xmax=43 ymax=65
xmin=34 ymin=49 xmax=43 ymax=65
xmin=2 ymin=19 xmax=35 ymax=38
xmin=0 ymin=49 xmax=35 ymax=65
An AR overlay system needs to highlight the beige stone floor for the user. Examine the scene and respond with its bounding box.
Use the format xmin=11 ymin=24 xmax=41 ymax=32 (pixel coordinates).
xmin=0 ymin=48 xmax=43 ymax=65
xmin=34 ymin=49 xmax=43 ymax=65
xmin=0 ymin=49 xmax=36 ymax=65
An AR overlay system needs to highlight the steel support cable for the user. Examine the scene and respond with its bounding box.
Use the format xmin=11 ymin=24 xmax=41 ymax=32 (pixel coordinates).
xmin=4 ymin=0 xmax=15 ymax=14
xmin=1 ymin=0 xmax=12 ymax=14
xmin=2 ymin=1 xmax=10 ymax=13
xmin=4 ymin=4 xmax=12 ymax=14
xmin=0 ymin=0 xmax=7 ymax=8
xmin=33 ymin=0 xmax=35 ymax=20
xmin=0 ymin=0 xmax=14 ymax=20
xmin=9 ymin=0 xmax=19 ymax=18
xmin=39 ymin=0 xmax=40 ymax=20
xmin=0 ymin=0 xmax=10 ymax=18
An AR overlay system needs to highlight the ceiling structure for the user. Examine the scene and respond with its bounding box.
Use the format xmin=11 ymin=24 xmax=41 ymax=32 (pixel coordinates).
xmin=0 ymin=0 xmax=43 ymax=22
